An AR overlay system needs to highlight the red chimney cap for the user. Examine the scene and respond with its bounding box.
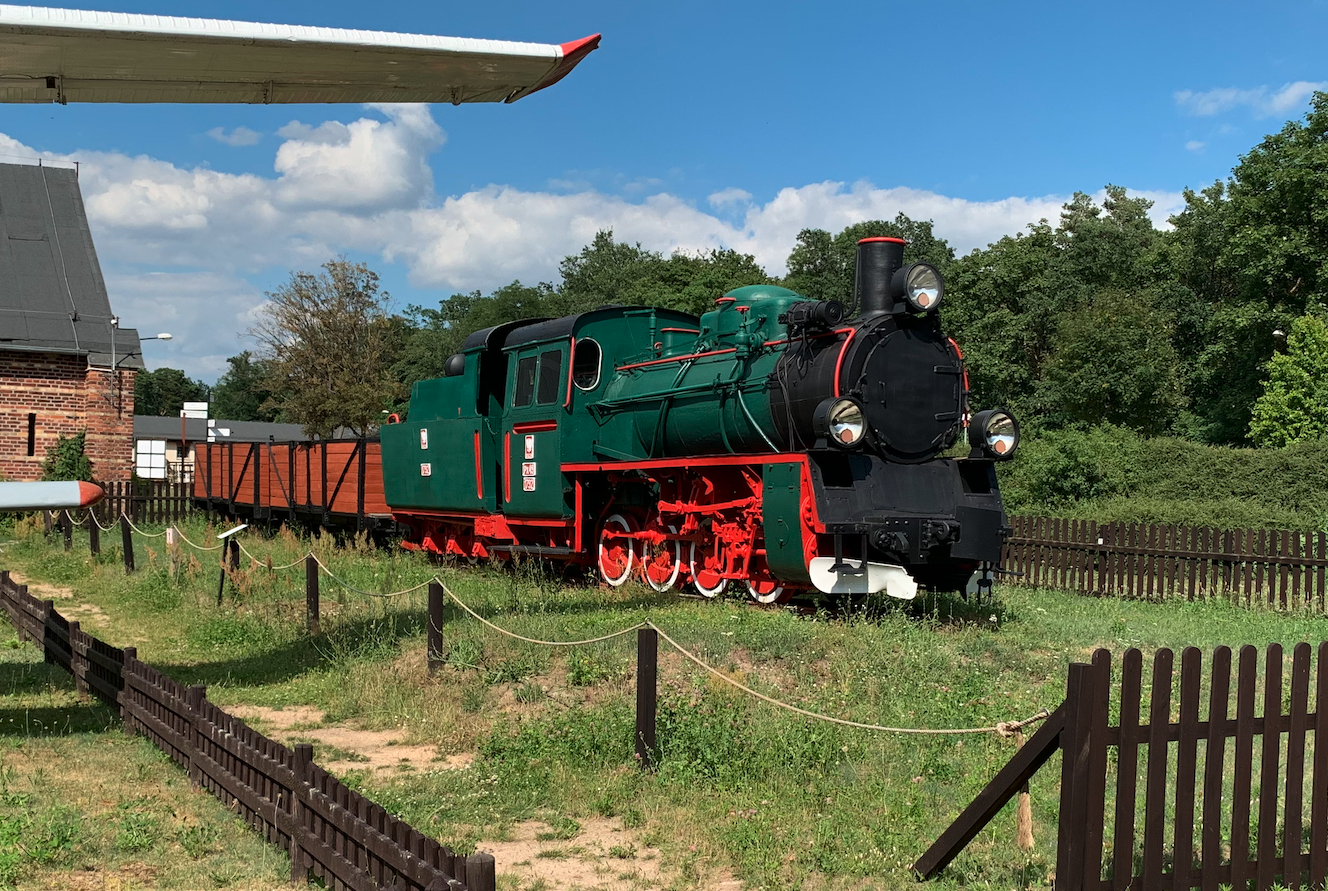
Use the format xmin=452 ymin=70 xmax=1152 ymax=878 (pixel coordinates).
xmin=858 ymin=237 xmax=907 ymax=245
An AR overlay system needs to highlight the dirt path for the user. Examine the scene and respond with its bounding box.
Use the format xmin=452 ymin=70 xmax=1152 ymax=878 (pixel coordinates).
xmin=480 ymin=818 xmax=739 ymax=891
xmin=226 ymin=704 xmax=473 ymax=774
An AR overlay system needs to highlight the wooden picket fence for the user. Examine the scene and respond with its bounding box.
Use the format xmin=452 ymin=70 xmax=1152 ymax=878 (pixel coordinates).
xmin=1003 ymin=516 xmax=1328 ymax=608
xmin=0 ymin=571 xmax=493 ymax=891
xmin=94 ymin=479 xmax=194 ymax=525
xmin=917 ymin=642 xmax=1328 ymax=890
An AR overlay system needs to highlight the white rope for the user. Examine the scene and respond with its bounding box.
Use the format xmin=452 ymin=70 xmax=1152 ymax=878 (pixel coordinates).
xmin=437 ymin=579 xmax=647 ymax=646
xmin=91 ymin=511 xmax=117 ymax=532
xmin=647 ymin=620 xmax=1046 ymax=735
xmin=121 ymin=514 xmax=168 ymax=538
xmin=235 ymin=540 xmax=306 ymax=572
xmin=175 ymin=528 xmax=222 ymax=552
xmin=431 ymin=580 xmax=1050 ymax=735
xmin=308 ymin=552 xmax=433 ymax=599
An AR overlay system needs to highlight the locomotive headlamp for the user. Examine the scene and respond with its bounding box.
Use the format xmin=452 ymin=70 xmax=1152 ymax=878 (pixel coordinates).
xmin=813 ymin=397 xmax=867 ymax=448
xmin=891 ymin=263 xmax=945 ymax=313
xmin=969 ymin=408 xmax=1019 ymax=459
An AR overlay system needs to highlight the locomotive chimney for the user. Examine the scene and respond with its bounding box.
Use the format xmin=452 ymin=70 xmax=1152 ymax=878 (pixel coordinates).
xmin=855 ymin=237 xmax=906 ymax=317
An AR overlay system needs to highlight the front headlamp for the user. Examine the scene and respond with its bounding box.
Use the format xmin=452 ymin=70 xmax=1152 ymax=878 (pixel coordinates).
xmin=969 ymin=408 xmax=1019 ymax=459
xmin=813 ymin=397 xmax=867 ymax=448
xmin=891 ymin=263 xmax=945 ymax=313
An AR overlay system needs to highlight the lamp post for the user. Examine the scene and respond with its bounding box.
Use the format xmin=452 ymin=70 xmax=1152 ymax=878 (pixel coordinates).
xmin=108 ymin=321 xmax=173 ymax=417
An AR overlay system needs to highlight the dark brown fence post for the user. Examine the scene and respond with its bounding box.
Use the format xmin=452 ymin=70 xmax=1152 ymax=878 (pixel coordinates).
xmin=68 ymin=620 xmax=87 ymax=696
xmin=1056 ymin=661 xmax=1093 ymax=891
xmin=61 ymin=512 xmax=72 ymax=551
xmin=306 ymin=555 xmax=320 ymax=636
xmin=120 ymin=515 xmax=135 ymax=573
xmin=290 ymin=743 xmax=312 ymax=884
xmin=88 ymin=517 xmax=99 ymax=557
xmin=42 ymin=510 xmax=52 ymax=537
xmin=185 ymin=685 xmax=205 ymax=788
xmin=427 ymin=581 xmax=444 ymax=674
xmin=121 ymin=646 xmax=137 ymax=737
xmin=636 ymin=627 xmax=658 ymax=769
xmin=217 ymin=540 xmax=230 ymax=606
xmin=465 ymin=853 xmax=496 ymax=891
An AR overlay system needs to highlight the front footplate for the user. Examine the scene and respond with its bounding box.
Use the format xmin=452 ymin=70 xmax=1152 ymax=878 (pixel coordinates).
xmin=808 ymin=557 xmax=918 ymax=600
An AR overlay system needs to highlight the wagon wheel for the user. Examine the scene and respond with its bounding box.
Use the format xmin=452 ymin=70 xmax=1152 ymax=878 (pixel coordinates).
xmin=642 ymin=524 xmax=682 ymax=593
xmin=744 ymin=578 xmax=787 ymax=605
xmin=688 ymin=539 xmax=728 ymax=598
xmin=598 ymin=513 xmax=637 ymax=587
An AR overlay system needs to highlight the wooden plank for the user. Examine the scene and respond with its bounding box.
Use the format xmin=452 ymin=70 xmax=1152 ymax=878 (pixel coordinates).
xmin=911 ymin=704 xmax=1066 ymax=879
xmin=1280 ymin=530 xmax=1291 ymax=610
xmin=1140 ymin=648 xmax=1173 ymax=891
xmin=1318 ymin=531 xmax=1326 ymax=613
xmin=1171 ymin=647 xmax=1202 ymax=891
xmin=1112 ymin=648 xmax=1143 ymax=891
xmin=1284 ymin=642 xmax=1311 ymax=890
xmin=1079 ymin=650 xmax=1112 ymax=890
xmin=1310 ymin=641 xmax=1328 ymax=889
xmin=1257 ymin=644 xmax=1284 ymax=891
xmin=1200 ymin=646 xmax=1231 ymax=891
xmin=1059 ymin=662 xmax=1094 ymax=891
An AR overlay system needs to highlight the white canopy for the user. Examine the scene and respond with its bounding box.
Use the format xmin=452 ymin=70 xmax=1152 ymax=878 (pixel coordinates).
xmin=0 ymin=5 xmax=599 ymax=104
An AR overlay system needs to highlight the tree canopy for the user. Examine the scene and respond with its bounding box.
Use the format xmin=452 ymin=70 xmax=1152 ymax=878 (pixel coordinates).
xmin=133 ymin=367 xmax=210 ymax=417
xmin=161 ymin=89 xmax=1328 ymax=451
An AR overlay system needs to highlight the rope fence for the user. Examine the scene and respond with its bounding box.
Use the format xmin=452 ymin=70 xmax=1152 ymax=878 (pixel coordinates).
xmin=39 ymin=513 xmax=1051 ymax=740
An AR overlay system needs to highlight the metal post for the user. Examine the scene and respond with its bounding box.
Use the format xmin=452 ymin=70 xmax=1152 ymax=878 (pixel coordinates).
xmin=427 ymin=581 xmax=444 ymax=675
xmin=42 ymin=510 xmax=52 ymax=536
xmin=120 ymin=515 xmax=135 ymax=573
xmin=636 ymin=627 xmax=658 ymax=769
xmin=61 ymin=512 xmax=72 ymax=551
xmin=89 ymin=518 xmax=100 ymax=557
xmin=305 ymin=555 xmax=320 ymax=635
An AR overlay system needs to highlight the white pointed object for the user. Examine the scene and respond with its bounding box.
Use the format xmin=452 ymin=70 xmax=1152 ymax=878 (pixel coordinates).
xmin=808 ymin=557 xmax=918 ymax=600
xmin=0 ymin=5 xmax=599 ymax=104
xmin=0 ymin=480 xmax=103 ymax=510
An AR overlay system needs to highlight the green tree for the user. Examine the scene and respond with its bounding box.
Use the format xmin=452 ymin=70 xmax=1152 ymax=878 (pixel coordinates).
xmin=41 ymin=431 xmax=94 ymax=482
xmin=210 ymin=352 xmax=279 ymax=422
xmin=1248 ymin=314 xmax=1328 ymax=448
xmin=251 ymin=259 xmax=404 ymax=438
xmin=944 ymin=187 xmax=1162 ymax=424
xmin=783 ymin=215 xmax=956 ymax=308
xmin=132 ymin=367 xmax=209 ymax=417
xmin=1039 ymin=294 xmax=1186 ymax=433
xmin=1161 ymin=91 xmax=1328 ymax=442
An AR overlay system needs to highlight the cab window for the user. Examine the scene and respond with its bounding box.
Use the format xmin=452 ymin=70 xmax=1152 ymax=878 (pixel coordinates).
xmin=514 ymin=355 xmax=537 ymax=407
xmin=573 ymin=339 xmax=602 ymax=390
xmin=536 ymin=350 xmax=562 ymax=405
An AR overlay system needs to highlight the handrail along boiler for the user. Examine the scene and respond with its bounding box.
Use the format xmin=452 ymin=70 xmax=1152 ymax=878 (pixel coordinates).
xmin=380 ymin=237 xmax=1019 ymax=602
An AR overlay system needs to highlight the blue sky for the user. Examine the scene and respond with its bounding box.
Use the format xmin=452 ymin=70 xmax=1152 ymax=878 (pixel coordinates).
xmin=3 ymin=0 xmax=1324 ymax=381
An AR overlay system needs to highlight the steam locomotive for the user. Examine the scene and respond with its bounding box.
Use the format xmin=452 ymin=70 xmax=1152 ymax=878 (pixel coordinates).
xmin=379 ymin=237 xmax=1017 ymax=602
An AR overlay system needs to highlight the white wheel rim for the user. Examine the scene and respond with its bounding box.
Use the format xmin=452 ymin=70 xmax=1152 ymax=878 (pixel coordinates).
xmin=747 ymin=581 xmax=785 ymax=604
xmin=598 ymin=514 xmax=635 ymax=587
xmin=644 ymin=525 xmax=681 ymax=592
xmin=688 ymin=541 xmax=728 ymax=598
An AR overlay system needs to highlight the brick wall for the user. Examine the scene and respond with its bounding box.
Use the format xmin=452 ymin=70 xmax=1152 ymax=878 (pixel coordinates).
xmin=0 ymin=351 xmax=135 ymax=481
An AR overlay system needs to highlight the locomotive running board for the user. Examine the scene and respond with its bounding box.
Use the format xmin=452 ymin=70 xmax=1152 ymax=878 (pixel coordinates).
xmin=808 ymin=558 xmax=918 ymax=600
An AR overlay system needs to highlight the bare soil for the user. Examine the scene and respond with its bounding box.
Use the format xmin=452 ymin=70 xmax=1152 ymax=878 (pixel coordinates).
xmin=226 ymin=704 xmax=474 ymax=774
xmin=481 ymin=818 xmax=738 ymax=891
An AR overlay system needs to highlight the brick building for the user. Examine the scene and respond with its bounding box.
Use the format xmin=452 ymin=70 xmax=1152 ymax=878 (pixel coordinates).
xmin=0 ymin=161 xmax=142 ymax=481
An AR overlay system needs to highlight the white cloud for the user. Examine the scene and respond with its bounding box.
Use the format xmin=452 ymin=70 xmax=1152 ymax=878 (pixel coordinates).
xmin=0 ymin=105 xmax=1184 ymax=381
xmin=1185 ymin=140 xmax=1205 ymax=152
xmin=206 ymin=126 xmax=260 ymax=147
xmin=1174 ymin=81 xmax=1326 ymax=118
xmin=708 ymin=187 xmax=753 ymax=208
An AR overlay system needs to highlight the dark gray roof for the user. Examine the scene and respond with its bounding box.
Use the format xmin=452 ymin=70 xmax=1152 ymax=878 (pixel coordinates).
xmin=0 ymin=162 xmax=142 ymax=368
xmin=134 ymin=416 xmax=314 ymax=442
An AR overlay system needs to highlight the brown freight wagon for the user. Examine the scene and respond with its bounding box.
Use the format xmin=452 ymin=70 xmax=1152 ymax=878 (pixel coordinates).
xmin=193 ymin=439 xmax=397 ymax=533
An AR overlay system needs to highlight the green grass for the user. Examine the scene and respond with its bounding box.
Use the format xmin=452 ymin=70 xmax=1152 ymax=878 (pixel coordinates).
xmin=0 ymin=612 xmax=289 ymax=890
xmin=6 ymin=514 xmax=1328 ymax=889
